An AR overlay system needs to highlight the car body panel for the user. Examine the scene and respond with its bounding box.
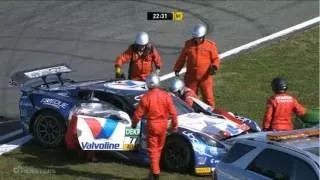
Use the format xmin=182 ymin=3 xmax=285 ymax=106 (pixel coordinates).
xmin=13 ymin=65 xmax=259 ymax=175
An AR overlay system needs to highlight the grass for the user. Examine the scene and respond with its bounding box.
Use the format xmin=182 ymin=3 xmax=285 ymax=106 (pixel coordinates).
xmin=0 ymin=27 xmax=319 ymax=180
xmin=1 ymin=141 xmax=209 ymax=180
xmin=215 ymin=27 xmax=319 ymax=125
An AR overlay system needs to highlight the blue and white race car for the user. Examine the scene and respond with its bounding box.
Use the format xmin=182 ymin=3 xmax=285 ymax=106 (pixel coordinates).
xmin=11 ymin=64 xmax=260 ymax=175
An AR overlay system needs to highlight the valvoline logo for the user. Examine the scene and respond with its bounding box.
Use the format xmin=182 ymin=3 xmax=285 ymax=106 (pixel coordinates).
xmin=84 ymin=116 xmax=119 ymax=139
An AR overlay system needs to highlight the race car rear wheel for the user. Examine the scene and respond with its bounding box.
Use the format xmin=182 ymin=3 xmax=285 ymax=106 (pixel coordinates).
xmin=161 ymin=135 xmax=194 ymax=173
xmin=33 ymin=111 xmax=66 ymax=147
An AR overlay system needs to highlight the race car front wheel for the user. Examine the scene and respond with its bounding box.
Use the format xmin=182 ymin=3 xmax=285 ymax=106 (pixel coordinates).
xmin=33 ymin=111 xmax=66 ymax=148
xmin=161 ymin=135 xmax=194 ymax=173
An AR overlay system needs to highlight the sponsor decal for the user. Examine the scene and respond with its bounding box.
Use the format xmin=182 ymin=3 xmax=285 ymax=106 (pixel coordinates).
xmin=134 ymin=94 xmax=144 ymax=101
xmin=195 ymin=167 xmax=211 ymax=174
xmin=186 ymin=113 xmax=203 ymax=119
xmin=210 ymin=158 xmax=220 ymax=165
xmin=57 ymin=92 xmax=70 ymax=97
xmin=123 ymin=144 xmax=136 ymax=150
xmin=80 ymin=142 xmax=120 ymax=150
xmin=197 ymin=156 xmax=207 ymax=165
xmin=40 ymin=98 xmax=68 ymax=109
xmin=19 ymin=101 xmax=33 ymax=107
xmin=208 ymin=146 xmax=220 ymax=155
xmin=226 ymin=124 xmax=240 ymax=134
xmin=84 ymin=117 xmax=118 ymax=139
xmin=122 ymin=136 xmax=139 ymax=150
xmin=125 ymin=128 xmax=140 ymax=137
xmin=20 ymin=110 xmax=28 ymax=117
xmin=183 ymin=131 xmax=213 ymax=157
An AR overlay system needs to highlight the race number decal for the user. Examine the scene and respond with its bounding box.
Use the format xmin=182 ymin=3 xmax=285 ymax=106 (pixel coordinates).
xmin=123 ymin=137 xmax=138 ymax=150
xmin=123 ymin=127 xmax=140 ymax=150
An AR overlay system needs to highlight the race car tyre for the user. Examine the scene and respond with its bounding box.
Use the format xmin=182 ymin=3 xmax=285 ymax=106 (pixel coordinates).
xmin=33 ymin=111 xmax=66 ymax=148
xmin=161 ymin=135 xmax=194 ymax=173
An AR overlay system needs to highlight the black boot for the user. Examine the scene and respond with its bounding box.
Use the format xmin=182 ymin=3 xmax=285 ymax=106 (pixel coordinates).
xmin=153 ymin=174 xmax=159 ymax=180
xmin=147 ymin=173 xmax=160 ymax=180
xmin=147 ymin=172 xmax=154 ymax=180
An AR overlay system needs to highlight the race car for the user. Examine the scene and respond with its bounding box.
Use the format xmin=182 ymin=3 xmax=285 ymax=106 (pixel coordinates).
xmin=10 ymin=64 xmax=260 ymax=175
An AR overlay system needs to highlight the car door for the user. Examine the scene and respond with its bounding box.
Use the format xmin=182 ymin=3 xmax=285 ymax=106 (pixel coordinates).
xmin=215 ymin=142 xmax=266 ymax=180
xmin=77 ymin=110 xmax=142 ymax=151
xmin=77 ymin=91 xmax=142 ymax=151
xmin=245 ymin=148 xmax=320 ymax=180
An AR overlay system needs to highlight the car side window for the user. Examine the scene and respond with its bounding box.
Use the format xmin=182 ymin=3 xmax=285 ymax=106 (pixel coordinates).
xmin=247 ymin=148 xmax=293 ymax=180
xmin=221 ymin=142 xmax=255 ymax=163
xmin=291 ymin=156 xmax=318 ymax=180
xmin=94 ymin=91 xmax=133 ymax=117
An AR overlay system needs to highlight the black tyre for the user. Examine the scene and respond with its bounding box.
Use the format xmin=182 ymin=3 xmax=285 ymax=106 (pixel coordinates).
xmin=33 ymin=111 xmax=66 ymax=147
xmin=161 ymin=135 xmax=194 ymax=173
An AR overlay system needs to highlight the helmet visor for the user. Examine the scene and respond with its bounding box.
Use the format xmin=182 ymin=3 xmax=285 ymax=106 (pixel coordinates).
xmin=135 ymin=44 xmax=146 ymax=51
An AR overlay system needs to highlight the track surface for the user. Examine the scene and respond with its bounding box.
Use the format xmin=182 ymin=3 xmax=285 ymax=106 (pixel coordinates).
xmin=0 ymin=0 xmax=318 ymax=135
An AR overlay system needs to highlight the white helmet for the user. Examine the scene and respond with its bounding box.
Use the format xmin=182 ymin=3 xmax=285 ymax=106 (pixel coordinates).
xmin=169 ymin=78 xmax=185 ymax=96
xmin=135 ymin=31 xmax=149 ymax=45
xmin=191 ymin=24 xmax=207 ymax=38
xmin=145 ymin=73 xmax=160 ymax=89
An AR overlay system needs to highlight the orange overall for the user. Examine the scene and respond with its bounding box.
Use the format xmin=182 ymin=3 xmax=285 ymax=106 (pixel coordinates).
xmin=132 ymin=88 xmax=178 ymax=175
xmin=263 ymin=93 xmax=306 ymax=131
xmin=115 ymin=44 xmax=163 ymax=81
xmin=174 ymin=39 xmax=220 ymax=108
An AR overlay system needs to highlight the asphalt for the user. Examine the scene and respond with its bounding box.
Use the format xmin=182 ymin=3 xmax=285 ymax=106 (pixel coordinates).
xmin=0 ymin=0 xmax=318 ymax=135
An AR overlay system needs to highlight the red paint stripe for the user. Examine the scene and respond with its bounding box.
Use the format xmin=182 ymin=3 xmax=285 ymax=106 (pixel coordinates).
xmin=84 ymin=117 xmax=102 ymax=138
xmin=214 ymin=108 xmax=244 ymax=125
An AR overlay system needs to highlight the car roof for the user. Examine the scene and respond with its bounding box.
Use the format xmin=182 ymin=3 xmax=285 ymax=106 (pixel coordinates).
xmin=228 ymin=128 xmax=320 ymax=162
xmin=45 ymin=79 xmax=147 ymax=97
xmin=99 ymin=80 xmax=147 ymax=96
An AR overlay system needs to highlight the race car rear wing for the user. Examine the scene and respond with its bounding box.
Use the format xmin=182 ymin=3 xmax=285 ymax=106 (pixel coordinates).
xmin=9 ymin=64 xmax=72 ymax=87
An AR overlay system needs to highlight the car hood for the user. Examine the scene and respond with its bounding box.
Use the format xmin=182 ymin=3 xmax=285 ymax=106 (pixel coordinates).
xmin=178 ymin=113 xmax=247 ymax=139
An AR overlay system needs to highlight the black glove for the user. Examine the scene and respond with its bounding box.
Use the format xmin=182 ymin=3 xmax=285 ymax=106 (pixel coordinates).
xmin=115 ymin=72 xmax=121 ymax=79
xmin=119 ymin=73 xmax=126 ymax=79
xmin=209 ymin=65 xmax=218 ymax=75
xmin=175 ymin=71 xmax=180 ymax=77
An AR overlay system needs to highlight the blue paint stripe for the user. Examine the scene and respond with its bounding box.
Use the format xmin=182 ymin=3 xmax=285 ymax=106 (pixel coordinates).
xmin=98 ymin=118 xmax=118 ymax=139
xmin=126 ymin=80 xmax=136 ymax=86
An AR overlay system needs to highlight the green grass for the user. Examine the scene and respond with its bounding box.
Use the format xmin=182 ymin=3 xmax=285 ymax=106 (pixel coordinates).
xmin=0 ymin=141 xmax=211 ymax=180
xmin=215 ymin=27 xmax=319 ymax=125
xmin=0 ymin=27 xmax=319 ymax=180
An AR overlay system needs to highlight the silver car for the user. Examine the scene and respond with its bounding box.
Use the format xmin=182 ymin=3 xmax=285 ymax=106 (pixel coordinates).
xmin=213 ymin=128 xmax=320 ymax=180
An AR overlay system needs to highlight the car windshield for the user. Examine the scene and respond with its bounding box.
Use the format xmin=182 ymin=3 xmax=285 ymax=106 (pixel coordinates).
xmin=171 ymin=94 xmax=195 ymax=115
